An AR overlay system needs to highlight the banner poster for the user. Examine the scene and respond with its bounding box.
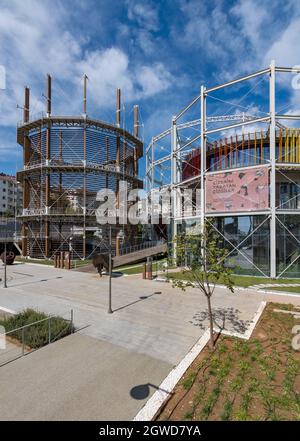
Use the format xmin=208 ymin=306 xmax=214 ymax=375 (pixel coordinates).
xmin=205 ymin=167 xmax=269 ymax=213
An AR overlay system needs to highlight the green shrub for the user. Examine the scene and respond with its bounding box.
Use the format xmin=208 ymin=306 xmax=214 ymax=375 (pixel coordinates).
xmin=182 ymin=371 xmax=197 ymax=390
xmin=221 ymin=399 xmax=233 ymax=421
xmin=0 ymin=308 xmax=74 ymax=349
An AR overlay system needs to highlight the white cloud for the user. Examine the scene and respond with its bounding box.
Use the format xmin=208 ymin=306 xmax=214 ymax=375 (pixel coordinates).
xmin=127 ymin=1 xmax=159 ymax=31
xmin=264 ymin=19 xmax=300 ymax=66
xmin=178 ymin=1 xmax=245 ymax=62
xmin=0 ymin=0 xmax=172 ymax=128
xmin=231 ymin=0 xmax=268 ymax=49
xmin=78 ymin=48 xmax=135 ymax=111
xmin=136 ymin=63 xmax=173 ymax=97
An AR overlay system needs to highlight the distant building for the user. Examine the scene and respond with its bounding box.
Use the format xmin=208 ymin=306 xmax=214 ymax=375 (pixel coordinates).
xmin=0 ymin=173 xmax=22 ymax=217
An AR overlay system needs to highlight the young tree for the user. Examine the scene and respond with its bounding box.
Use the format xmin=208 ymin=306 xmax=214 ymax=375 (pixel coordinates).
xmin=172 ymin=221 xmax=234 ymax=349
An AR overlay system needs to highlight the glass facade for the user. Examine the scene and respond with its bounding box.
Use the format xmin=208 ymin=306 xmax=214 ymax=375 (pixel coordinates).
xmin=182 ymin=130 xmax=300 ymax=180
xmin=215 ymin=216 xmax=270 ymax=276
xmin=176 ymin=215 xmax=270 ymax=276
xmin=277 ymin=182 xmax=300 ymax=209
xmin=276 ymin=215 xmax=300 ymax=278
xmin=176 ymin=214 xmax=300 ymax=278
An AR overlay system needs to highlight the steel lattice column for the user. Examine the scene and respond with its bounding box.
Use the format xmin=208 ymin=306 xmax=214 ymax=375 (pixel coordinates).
xmin=269 ymin=60 xmax=277 ymax=278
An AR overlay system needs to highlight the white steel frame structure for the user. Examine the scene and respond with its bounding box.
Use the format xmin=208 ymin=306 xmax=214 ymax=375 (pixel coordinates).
xmin=146 ymin=62 xmax=300 ymax=278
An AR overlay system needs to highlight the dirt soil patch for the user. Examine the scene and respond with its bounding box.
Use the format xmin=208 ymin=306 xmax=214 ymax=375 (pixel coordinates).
xmin=157 ymin=302 xmax=300 ymax=421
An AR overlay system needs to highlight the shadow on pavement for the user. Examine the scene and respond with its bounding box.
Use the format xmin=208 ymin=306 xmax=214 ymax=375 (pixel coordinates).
xmin=113 ymin=291 xmax=162 ymax=313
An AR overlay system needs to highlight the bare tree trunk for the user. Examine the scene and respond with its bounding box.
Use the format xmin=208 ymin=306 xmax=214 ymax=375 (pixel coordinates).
xmin=206 ymin=294 xmax=214 ymax=349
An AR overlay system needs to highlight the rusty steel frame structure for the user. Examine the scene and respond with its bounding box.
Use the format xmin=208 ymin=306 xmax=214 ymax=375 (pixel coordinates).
xmin=17 ymin=75 xmax=143 ymax=260
xmin=146 ymin=62 xmax=300 ymax=278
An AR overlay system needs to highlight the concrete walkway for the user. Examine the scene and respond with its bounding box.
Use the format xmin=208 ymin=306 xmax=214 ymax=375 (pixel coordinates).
xmin=0 ymin=333 xmax=171 ymax=421
xmin=0 ymin=263 xmax=268 ymax=364
xmin=0 ymin=263 xmax=299 ymax=420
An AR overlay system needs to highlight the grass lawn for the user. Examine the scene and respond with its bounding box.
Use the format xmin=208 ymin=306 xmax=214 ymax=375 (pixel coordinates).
xmin=117 ymin=259 xmax=169 ymax=275
xmin=158 ymin=302 xmax=300 ymax=421
xmin=71 ymin=259 xmax=92 ymax=268
xmin=15 ymin=257 xmax=92 ymax=269
xmin=15 ymin=257 xmax=53 ymax=266
xmin=165 ymin=271 xmax=300 ymax=288
xmin=260 ymin=286 xmax=300 ymax=294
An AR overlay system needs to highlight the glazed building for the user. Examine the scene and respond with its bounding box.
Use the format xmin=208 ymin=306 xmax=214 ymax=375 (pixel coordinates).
xmin=147 ymin=63 xmax=300 ymax=278
xmin=180 ymin=129 xmax=300 ymax=277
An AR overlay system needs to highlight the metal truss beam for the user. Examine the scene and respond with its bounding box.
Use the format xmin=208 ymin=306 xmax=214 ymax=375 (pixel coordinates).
xmin=205 ymin=68 xmax=270 ymax=94
xmin=175 ymin=95 xmax=201 ymax=122
xmin=152 ymin=155 xmax=171 ymax=166
xmin=152 ymin=128 xmax=172 ymax=143
xmin=275 ymin=67 xmax=300 ymax=73
xmin=276 ymin=114 xmax=300 ymax=120
xmin=205 ymin=116 xmax=270 ymax=135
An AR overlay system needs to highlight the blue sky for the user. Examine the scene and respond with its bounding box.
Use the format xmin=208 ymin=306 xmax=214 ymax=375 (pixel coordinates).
xmin=1 ymin=0 xmax=300 ymax=177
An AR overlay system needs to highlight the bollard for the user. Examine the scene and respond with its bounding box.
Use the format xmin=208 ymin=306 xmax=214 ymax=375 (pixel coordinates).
xmin=60 ymin=251 xmax=65 ymax=269
xmin=64 ymin=251 xmax=71 ymax=270
xmin=147 ymin=262 xmax=153 ymax=280
xmin=142 ymin=262 xmax=146 ymax=279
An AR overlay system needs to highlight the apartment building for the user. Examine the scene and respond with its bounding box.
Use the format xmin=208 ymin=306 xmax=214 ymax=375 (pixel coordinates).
xmin=0 ymin=173 xmax=22 ymax=217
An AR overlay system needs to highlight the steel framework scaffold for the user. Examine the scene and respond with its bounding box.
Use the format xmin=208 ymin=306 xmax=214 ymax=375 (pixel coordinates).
xmin=146 ymin=62 xmax=300 ymax=278
xmin=17 ymin=75 xmax=143 ymax=260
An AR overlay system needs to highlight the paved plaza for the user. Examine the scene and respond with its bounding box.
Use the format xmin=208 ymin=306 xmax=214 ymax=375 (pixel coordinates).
xmin=0 ymin=262 xmax=299 ymax=420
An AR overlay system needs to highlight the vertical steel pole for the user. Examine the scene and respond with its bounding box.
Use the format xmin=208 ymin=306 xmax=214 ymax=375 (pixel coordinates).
xmin=24 ymin=86 xmax=30 ymax=123
xmin=83 ymin=120 xmax=87 ymax=259
xmin=45 ymin=81 xmax=51 ymax=257
xmin=146 ymin=144 xmax=149 ymax=195
xmin=151 ymin=138 xmax=154 ymax=191
xmin=83 ymin=75 xmax=88 ymax=259
xmin=149 ymin=138 xmax=154 ymax=229
xmin=116 ymin=88 xmax=121 ymax=127
xmin=83 ymin=74 xmax=87 ymax=116
xmin=171 ymin=117 xmax=178 ymax=261
xmin=200 ymin=86 xmax=206 ymax=236
xmin=108 ymin=226 xmax=112 ymax=314
xmin=269 ymin=60 xmax=276 ymax=278
xmin=23 ymin=88 xmax=30 ymax=257
xmin=200 ymin=86 xmax=207 ymax=265
xmin=133 ymin=105 xmax=139 ymax=138
xmin=46 ymin=74 xmax=51 ymax=117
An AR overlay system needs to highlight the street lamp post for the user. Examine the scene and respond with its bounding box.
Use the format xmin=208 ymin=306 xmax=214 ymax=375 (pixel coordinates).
xmin=108 ymin=226 xmax=113 ymax=314
xmin=69 ymin=236 xmax=73 ymax=268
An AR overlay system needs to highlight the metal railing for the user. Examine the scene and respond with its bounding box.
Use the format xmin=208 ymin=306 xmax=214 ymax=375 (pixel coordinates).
xmin=0 ymin=310 xmax=74 ymax=367
xmin=17 ymin=111 xmax=46 ymax=127
xmin=118 ymin=240 xmax=166 ymax=256
xmin=23 ymin=159 xmax=136 ymax=177
xmin=22 ymin=207 xmax=84 ymax=216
